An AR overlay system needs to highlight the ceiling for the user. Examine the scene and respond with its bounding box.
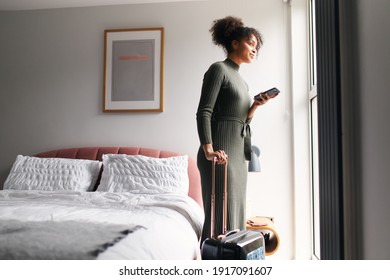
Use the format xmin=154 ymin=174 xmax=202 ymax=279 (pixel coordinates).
xmin=0 ymin=0 xmax=198 ymax=11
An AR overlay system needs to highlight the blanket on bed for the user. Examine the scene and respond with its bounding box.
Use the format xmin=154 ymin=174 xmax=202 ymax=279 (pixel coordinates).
xmin=0 ymin=190 xmax=204 ymax=259
xmin=0 ymin=219 xmax=145 ymax=260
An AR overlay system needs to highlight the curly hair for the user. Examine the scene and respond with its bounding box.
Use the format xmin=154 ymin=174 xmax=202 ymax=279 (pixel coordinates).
xmin=210 ymin=16 xmax=263 ymax=55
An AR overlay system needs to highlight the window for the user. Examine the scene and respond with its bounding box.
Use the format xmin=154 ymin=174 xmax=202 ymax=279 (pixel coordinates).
xmin=308 ymin=0 xmax=320 ymax=260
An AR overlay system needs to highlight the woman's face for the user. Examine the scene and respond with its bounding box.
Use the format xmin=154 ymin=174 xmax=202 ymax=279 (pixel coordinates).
xmin=232 ymin=34 xmax=258 ymax=64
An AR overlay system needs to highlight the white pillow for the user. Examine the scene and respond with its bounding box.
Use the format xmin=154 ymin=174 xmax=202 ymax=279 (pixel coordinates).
xmin=3 ymin=155 xmax=102 ymax=191
xmin=97 ymin=154 xmax=189 ymax=194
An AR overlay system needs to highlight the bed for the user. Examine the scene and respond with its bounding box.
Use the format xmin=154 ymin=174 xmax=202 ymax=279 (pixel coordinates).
xmin=0 ymin=146 xmax=204 ymax=260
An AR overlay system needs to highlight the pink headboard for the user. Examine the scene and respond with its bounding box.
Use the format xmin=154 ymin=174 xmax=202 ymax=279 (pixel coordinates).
xmin=35 ymin=146 xmax=203 ymax=208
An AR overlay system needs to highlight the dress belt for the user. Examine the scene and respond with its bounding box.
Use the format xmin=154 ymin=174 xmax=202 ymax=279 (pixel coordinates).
xmin=213 ymin=116 xmax=251 ymax=138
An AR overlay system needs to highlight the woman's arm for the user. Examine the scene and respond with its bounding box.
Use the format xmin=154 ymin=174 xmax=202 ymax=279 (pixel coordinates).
xmin=246 ymin=95 xmax=269 ymax=123
xmin=197 ymin=63 xmax=228 ymax=164
xmin=202 ymin=143 xmax=228 ymax=164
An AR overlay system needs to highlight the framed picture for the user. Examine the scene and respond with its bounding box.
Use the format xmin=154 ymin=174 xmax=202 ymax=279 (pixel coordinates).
xmin=103 ymin=28 xmax=164 ymax=112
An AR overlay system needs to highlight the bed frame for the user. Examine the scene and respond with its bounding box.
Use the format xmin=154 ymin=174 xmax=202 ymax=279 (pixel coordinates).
xmin=34 ymin=146 xmax=203 ymax=208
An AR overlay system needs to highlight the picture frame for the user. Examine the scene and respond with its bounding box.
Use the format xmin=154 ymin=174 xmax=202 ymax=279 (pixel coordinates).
xmin=103 ymin=28 xmax=164 ymax=112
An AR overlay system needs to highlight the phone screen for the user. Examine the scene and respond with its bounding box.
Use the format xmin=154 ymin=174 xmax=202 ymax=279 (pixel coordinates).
xmin=254 ymin=87 xmax=280 ymax=100
xmin=263 ymin=87 xmax=280 ymax=98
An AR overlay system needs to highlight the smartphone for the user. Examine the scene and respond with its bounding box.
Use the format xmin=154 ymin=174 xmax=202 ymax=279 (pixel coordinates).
xmin=254 ymin=87 xmax=280 ymax=100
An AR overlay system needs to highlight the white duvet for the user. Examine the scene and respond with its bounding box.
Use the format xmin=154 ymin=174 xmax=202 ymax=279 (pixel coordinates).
xmin=0 ymin=190 xmax=204 ymax=260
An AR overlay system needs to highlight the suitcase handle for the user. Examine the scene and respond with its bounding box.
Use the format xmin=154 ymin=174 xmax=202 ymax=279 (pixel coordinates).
xmin=217 ymin=229 xmax=239 ymax=240
xmin=210 ymin=157 xmax=228 ymax=239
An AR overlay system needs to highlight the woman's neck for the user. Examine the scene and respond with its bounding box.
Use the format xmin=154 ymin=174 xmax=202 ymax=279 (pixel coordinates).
xmin=227 ymin=54 xmax=243 ymax=66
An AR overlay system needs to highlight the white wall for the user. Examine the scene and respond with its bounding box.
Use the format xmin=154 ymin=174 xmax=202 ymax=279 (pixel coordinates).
xmin=356 ymin=0 xmax=390 ymax=259
xmin=0 ymin=0 xmax=311 ymax=259
xmin=340 ymin=0 xmax=390 ymax=260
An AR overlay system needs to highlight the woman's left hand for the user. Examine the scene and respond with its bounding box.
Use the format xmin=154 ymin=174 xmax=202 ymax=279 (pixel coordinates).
xmin=247 ymin=92 xmax=271 ymax=122
xmin=253 ymin=92 xmax=270 ymax=106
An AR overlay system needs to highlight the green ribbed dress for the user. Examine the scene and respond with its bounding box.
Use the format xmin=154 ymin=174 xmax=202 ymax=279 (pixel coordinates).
xmin=196 ymin=58 xmax=252 ymax=242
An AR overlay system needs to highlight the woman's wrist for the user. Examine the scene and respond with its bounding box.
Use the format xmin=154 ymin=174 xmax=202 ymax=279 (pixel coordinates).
xmin=202 ymin=144 xmax=214 ymax=156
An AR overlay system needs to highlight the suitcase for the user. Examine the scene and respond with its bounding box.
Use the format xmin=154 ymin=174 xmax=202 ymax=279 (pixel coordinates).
xmin=201 ymin=158 xmax=265 ymax=260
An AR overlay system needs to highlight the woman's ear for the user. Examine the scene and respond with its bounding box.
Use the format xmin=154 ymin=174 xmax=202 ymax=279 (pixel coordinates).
xmin=232 ymin=39 xmax=239 ymax=50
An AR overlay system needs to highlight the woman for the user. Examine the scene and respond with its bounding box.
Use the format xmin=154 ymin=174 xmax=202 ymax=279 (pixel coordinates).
xmin=196 ymin=16 xmax=270 ymax=243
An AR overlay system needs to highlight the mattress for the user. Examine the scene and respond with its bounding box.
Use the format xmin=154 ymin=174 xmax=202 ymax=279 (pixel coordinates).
xmin=0 ymin=190 xmax=204 ymax=260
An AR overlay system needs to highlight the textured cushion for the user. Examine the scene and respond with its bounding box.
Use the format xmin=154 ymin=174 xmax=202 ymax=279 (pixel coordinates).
xmin=33 ymin=146 xmax=203 ymax=207
xmin=97 ymin=154 xmax=189 ymax=194
xmin=3 ymin=155 xmax=102 ymax=191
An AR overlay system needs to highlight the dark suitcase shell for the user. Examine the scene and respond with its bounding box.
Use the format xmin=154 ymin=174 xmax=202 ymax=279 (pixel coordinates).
xmin=201 ymin=230 xmax=265 ymax=260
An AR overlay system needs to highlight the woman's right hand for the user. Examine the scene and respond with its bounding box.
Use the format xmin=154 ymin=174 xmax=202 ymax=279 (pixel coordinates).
xmin=202 ymin=144 xmax=228 ymax=164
